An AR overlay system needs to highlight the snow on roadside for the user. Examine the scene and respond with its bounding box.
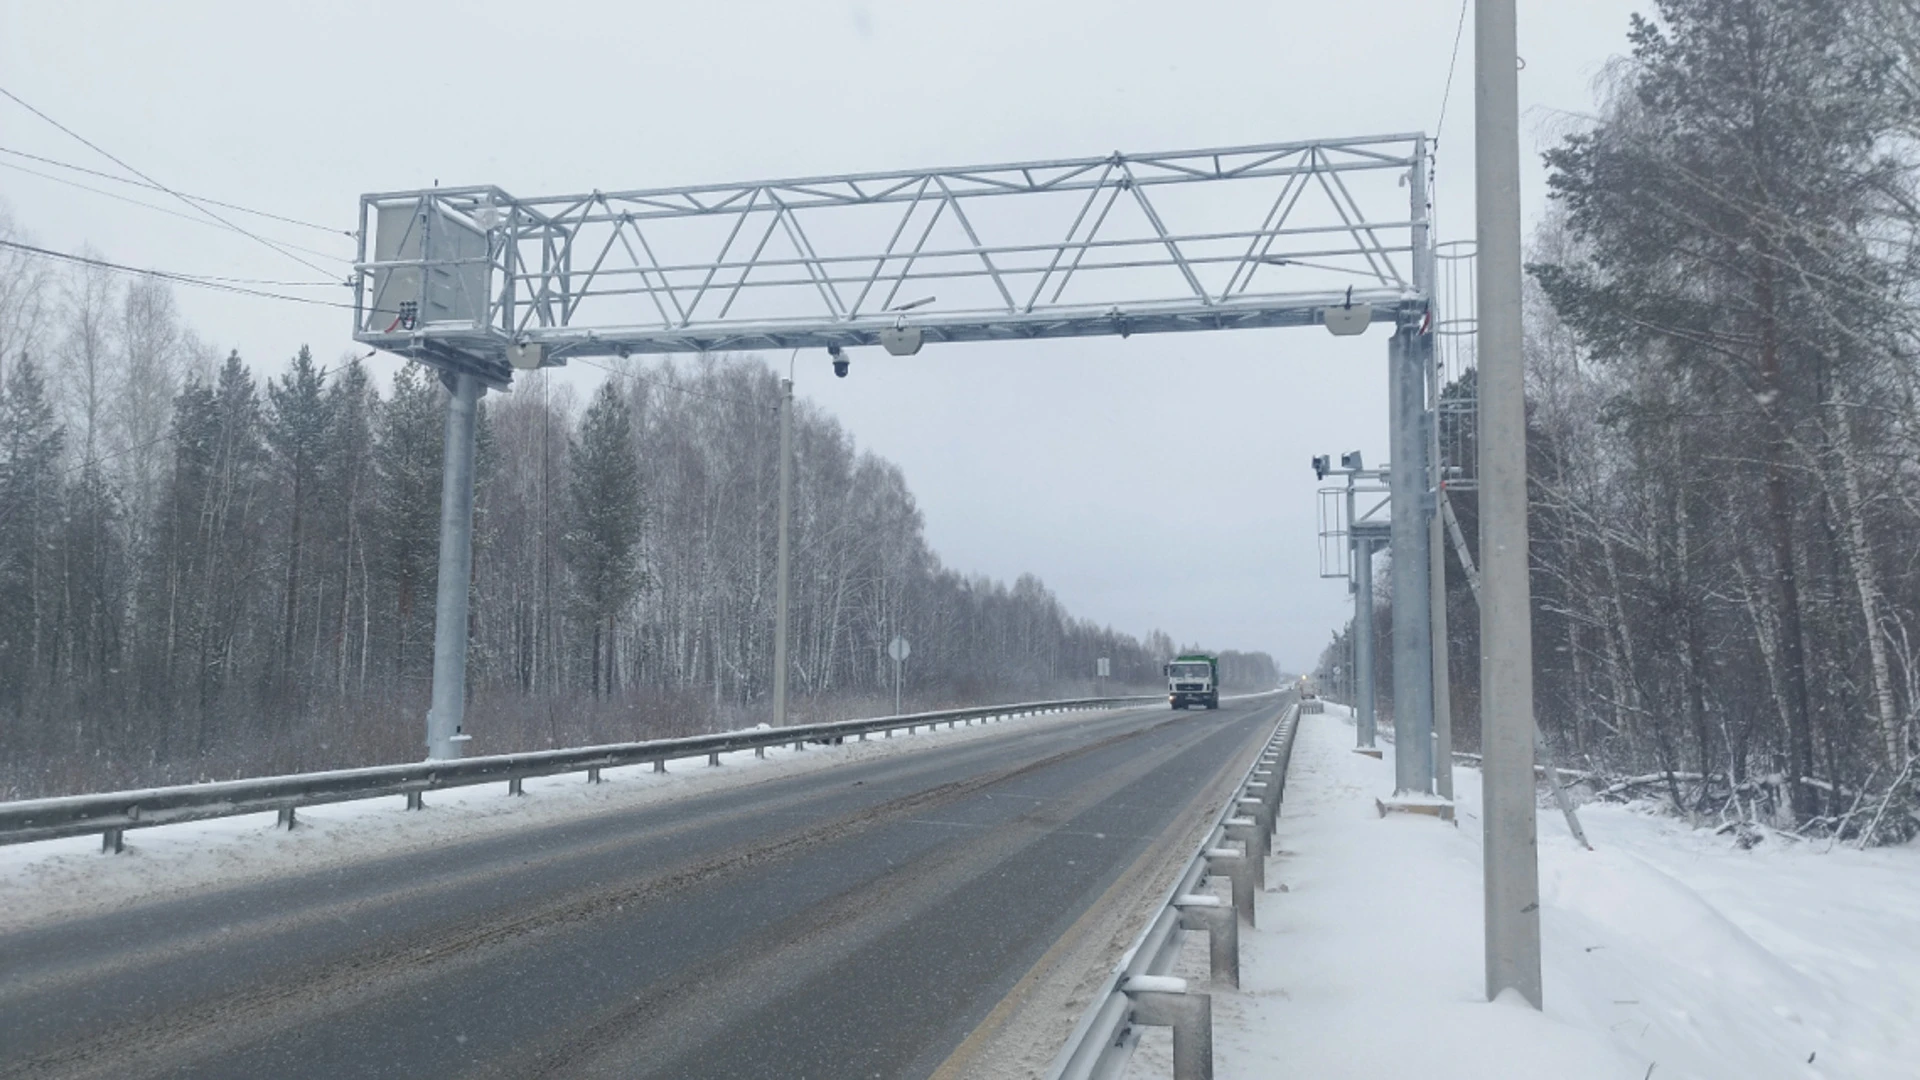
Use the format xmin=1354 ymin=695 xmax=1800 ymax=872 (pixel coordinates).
xmin=1130 ymin=703 xmax=1918 ymax=1080
xmin=0 ymin=708 xmax=1121 ymax=935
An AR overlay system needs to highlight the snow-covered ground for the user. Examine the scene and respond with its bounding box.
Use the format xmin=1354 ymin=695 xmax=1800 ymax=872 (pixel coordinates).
xmin=1131 ymin=703 xmax=1920 ymax=1080
xmin=0 ymin=708 xmax=1117 ymax=935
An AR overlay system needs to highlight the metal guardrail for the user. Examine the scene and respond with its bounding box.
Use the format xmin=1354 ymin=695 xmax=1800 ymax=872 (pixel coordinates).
xmin=0 ymin=695 xmax=1155 ymax=853
xmin=1046 ymin=697 xmax=1302 ymax=1080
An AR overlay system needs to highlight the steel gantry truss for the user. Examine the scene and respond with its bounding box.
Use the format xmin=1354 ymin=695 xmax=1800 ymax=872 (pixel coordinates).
xmin=353 ymin=131 xmax=1442 ymax=774
xmin=353 ymin=134 xmax=1430 ymax=385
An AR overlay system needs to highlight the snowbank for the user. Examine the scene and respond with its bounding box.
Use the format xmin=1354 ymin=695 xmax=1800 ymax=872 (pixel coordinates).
xmin=1129 ymin=703 xmax=1919 ymax=1080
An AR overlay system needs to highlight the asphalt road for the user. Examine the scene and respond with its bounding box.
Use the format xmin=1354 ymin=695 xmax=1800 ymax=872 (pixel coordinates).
xmin=0 ymin=696 xmax=1281 ymax=1080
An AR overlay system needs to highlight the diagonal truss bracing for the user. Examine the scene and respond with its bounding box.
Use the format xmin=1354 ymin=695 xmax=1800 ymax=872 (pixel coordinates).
xmin=353 ymin=133 xmax=1429 ymax=384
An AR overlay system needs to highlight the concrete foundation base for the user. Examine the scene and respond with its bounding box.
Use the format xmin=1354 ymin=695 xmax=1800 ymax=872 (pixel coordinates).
xmin=1376 ymin=796 xmax=1455 ymax=822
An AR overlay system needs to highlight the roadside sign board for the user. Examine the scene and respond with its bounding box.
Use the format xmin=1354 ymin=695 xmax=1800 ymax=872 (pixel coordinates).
xmin=888 ymin=636 xmax=911 ymax=662
xmin=1096 ymin=657 xmax=1111 ymax=678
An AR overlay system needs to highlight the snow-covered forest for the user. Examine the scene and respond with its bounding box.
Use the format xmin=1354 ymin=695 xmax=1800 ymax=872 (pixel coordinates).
xmin=1322 ymin=0 xmax=1920 ymax=840
xmin=0 ymin=246 xmax=1278 ymax=797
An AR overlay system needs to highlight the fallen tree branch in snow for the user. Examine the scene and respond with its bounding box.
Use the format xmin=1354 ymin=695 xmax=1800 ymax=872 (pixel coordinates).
xmin=1857 ymin=755 xmax=1915 ymax=849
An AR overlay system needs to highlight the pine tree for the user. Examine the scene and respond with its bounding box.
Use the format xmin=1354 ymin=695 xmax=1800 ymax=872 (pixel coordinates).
xmin=59 ymin=460 xmax=123 ymax=697
xmin=374 ymin=364 xmax=444 ymax=681
xmin=1534 ymin=0 xmax=1901 ymax=820
xmin=567 ymin=380 xmax=644 ymax=696
xmin=319 ymin=356 xmax=377 ymax=694
xmin=266 ymin=346 xmax=332 ymax=693
xmin=0 ymin=354 xmax=64 ymax=716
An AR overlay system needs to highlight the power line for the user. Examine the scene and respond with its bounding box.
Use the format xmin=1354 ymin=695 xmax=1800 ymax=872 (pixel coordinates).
xmin=0 ymin=237 xmax=370 ymax=312
xmin=1434 ymin=0 xmax=1472 ymax=145
xmin=1426 ymin=0 xmax=1472 ymax=246
xmin=0 ymin=84 xmax=338 ymax=279
xmin=0 ymin=144 xmax=348 ymax=235
xmin=0 ymin=158 xmax=353 ymax=265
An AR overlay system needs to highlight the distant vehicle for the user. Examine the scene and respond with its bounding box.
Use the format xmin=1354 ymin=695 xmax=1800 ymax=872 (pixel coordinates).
xmin=1165 ymin=654 xmax=1219 ymax=710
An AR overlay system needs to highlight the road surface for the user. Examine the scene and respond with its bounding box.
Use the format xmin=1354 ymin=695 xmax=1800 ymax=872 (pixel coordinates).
xmin=0 ymin=696 xmax=1282 ymax=1080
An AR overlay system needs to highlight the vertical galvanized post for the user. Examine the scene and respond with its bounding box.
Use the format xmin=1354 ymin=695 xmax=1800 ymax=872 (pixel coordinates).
xmin=774 ymin=378 xmax=793 ymax=729
xmin=426 ymin=372 xmax=480 ymax=761
xmin=1389 ymin=329 xmax=1435 ymax=793
xmin=1413 ymin=136 xmax=1455 ymax=801
xmin=1477 ymin=0 xmax=1543 ymax=1007
xmin=1427 ymin=330 xmax=1455 ymax=800
xmin=1354 ymin=536 xmax=1377 ymax=747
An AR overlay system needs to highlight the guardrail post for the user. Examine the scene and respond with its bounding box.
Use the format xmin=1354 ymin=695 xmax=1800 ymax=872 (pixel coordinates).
xmin=102 ymin=828 xmax=124 ymax=854
xmin=1205 ymin=848 xmax=1254 ymax=926
xmin=1123 ymin=977 xmax=1213 ymax=1080
xmin=508 ymin=777 xmax=524 ymax=796
xmin=654 ymin=759 xmax=667 ymax=773
xmin=1222 ymin=820 xmax=1266 ymax=891
xmin=277 ymin=807 xmax=298 ymax=830
xmin=587 ymin=767 xmax=602 ymax=784
xmin=1174 ymin=895 xmax=1239 ymax=988
xmin=1236 ymin=797 xmax=1272 ymax=854
xmin=708 ymin=752 xmax=721 ymax=767
xmin=1247 ymin=777 xmax=1276 ymax=816
xmin=406 ymin=792 xmax=424 ymax=811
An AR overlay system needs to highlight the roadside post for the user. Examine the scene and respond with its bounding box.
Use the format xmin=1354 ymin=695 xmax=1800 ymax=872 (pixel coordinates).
xmin=889 ymin=635 xmax=912 ymax=715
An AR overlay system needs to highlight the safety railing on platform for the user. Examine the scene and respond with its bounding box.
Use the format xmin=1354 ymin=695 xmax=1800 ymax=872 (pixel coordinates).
xmin=1046 ymin=698 xmax=1303 ymax=1080
xmin=0 ymin=695 xmax=1155 ymax=853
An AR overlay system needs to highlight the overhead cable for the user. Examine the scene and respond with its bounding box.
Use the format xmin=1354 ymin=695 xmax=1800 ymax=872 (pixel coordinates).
xmin=0 ymin=159 xmax=352 ymax=265
xmin=0 ymin=144 xmax=348 ymax=235
xmin=0 ymin=84 xmax=339 ymax=278
xmin=0 ymin=237 xmax=366 ymax=312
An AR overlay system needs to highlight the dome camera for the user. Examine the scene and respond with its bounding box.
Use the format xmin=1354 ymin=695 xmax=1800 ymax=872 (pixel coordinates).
xmin=828 ymin=344 xmax=850 ymax=378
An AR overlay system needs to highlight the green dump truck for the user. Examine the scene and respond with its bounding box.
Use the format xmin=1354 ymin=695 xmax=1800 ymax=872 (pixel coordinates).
xmin=1165 ymin=653 xmax=1220 ymax=710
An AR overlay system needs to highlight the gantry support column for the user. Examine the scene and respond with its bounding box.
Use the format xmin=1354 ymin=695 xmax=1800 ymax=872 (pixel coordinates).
xmin=426 ymin=372 xmax=481 ymax=761
xmin=1389 ymin=326 xmax=1435 ymax=794
xmin=1353 ymin=532 xmax=1379 ymax=748
xmin=1412 ymin=133 xmax=1454 ymax=801
xmin=1429 ymin=338 xmax=1455 ymax=800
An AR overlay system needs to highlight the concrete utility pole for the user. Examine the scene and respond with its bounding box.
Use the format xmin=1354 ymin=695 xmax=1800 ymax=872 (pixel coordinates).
xmin=425 ymin=373 xmax=481 ymax=761
xmin=775 ymin=377 xmax=794 ymax=729
xmin=1476 ymin=0 xmax=1544 ymax=1007
xmin=1388 ymin=326 xmax=1435 ymax=794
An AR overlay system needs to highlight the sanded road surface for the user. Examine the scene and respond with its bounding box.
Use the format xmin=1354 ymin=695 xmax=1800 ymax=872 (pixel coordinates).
xmin=0 ymin=697 xmax=1281 ymax=1080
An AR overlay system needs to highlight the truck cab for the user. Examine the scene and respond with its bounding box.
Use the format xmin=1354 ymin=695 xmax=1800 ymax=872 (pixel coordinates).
xmin=1165 ymin=654 xmax=1220 ymax=710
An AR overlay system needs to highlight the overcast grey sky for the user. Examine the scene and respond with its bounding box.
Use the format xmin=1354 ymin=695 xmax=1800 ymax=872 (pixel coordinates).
xmin=0 ymin=0 xmax=1642 ymax=671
